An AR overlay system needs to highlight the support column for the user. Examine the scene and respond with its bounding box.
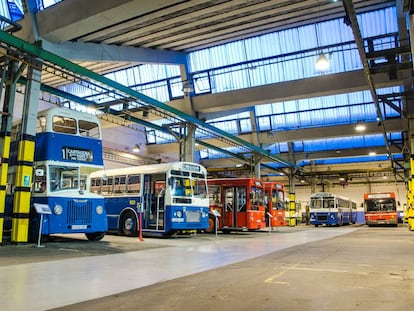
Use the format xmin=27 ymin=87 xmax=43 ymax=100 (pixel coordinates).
xmin=0 ymin=57 xmax=20 ymax=244
xmin=289 ymin=169 xmax=296 ymax=227
xmin=249 ymin=154 xmax=261 ymax=179
xmin=288 ymin=142 xmax=297 ymax=226
xmin=182 ymin=124 xmax=196 ymax=162
xmin=11 ymin=61 xmax=41 ymax=243
xmin=178 ymin=63 xmax=196 ymax=163
xmin=173 ymin=123 xmax=196 ymax=163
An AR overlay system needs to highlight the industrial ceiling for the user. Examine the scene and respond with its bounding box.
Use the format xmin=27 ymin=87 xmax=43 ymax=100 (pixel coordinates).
xmin=2 ymin=0 xmax=413 ymax=187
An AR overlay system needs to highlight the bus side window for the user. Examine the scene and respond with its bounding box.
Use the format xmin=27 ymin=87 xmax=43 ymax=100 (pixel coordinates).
xmin=127 ymin=174 xmax=140 ymax=194
xmin=91 ymin=178 xmax=102 ymax=194
xmin=33 ymin=166 xmax=47 ymax=193
xmin=36 ymin=116 xmax=47 ymax=133
xmin=114 ymin=175 xmax=126 ymax=194
xmin=102 ymin=176 xmax=113 ymax=195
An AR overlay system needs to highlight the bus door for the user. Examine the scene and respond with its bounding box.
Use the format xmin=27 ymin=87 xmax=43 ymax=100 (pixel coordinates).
xmin=223 ymin=186 xmax=247 ymax=228
xmin=143 ymin=174 xmax=165 ymax=231
xmin=142 ymin=174 xmax=153 ymax=229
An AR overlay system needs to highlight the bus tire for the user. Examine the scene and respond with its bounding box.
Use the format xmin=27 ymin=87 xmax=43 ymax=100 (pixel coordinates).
xmin=85 ymin=232 xmax=105 ymax=241
xmin=120 ymin=210 xmax=138 ymax=236
xmin=204 ymin=214 xmax=216 ymax=233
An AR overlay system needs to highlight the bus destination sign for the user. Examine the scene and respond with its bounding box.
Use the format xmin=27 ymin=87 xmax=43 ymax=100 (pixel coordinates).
xmin=62 ymin=147 xmax=93 ymax=162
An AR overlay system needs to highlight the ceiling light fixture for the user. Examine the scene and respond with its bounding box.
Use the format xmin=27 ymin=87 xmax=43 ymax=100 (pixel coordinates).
xmin=315 ymin=53 xmax=330 ymax=71
xmin=132 ymin=144 xmax=141 ymax=153
xmin=314 ymin=17 xmax=330 ymax=72
xmin=355 ymin=122 xmax=366 ymax=131
xmin=182 ymin=80 xmax=194 ymax=94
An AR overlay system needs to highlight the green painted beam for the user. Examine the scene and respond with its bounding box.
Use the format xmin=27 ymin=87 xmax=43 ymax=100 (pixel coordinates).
xmin=196 ymin=140 xmax=248 ymax=162
xmin=27 ymin=77 xmax=288 ymax=170
xmin=2 ymin=30 xmax=298 ymax=168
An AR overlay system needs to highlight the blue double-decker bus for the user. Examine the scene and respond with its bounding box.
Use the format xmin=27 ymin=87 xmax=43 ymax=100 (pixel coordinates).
xmin=6 ymin=107 xmax=107 ymax=241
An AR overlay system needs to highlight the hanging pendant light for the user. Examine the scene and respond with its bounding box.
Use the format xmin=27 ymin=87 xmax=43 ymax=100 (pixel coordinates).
xmin=315 ymin=52 xmax=330 ymax=71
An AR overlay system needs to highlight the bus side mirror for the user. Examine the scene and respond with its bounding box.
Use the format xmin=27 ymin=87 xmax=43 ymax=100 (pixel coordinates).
xmin=360 ymin=203 xmax=363 ymax=208
xmin=398 ymin=201 xmax=401 ymax=206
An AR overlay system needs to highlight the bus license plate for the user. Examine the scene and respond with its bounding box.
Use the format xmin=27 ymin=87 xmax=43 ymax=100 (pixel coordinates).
xmin=71 ymin=225 xmax=88 ymax=230
xmin=186 ymin=211 xmax=200 ymax=222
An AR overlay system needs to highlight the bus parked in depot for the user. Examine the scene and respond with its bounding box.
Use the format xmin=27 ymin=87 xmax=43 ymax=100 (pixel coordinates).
xmin=5 ymin=107 xmax=107 ymax=242
xmin=364 ymin=192 xmax=399 ymax=226
xmin=264 ymin=181 xmax=286 ymax=227
xmin=309 ymin=192 xmax=355 ymax=226
xmin=206 ymin=178 xmax=266 ymax=233
xmin=90 ymin=162 xmax=210 ymax=237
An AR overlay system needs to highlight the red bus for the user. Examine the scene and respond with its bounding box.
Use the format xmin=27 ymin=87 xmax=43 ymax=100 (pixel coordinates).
xmin=264 ymin=182 xmax=287 ymax=227
xmin=364 ymin=192 xmax=398 ymax=226
xmin=206 ymin=178 xmax=266 ymax=233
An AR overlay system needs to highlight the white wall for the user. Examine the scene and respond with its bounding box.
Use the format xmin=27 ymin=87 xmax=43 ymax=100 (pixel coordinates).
xmin=290 ymin=182 xmax=407 ymax=209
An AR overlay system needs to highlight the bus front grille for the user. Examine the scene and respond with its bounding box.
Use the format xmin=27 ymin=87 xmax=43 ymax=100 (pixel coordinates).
xmin=67 ymin=200 xmax=92 ymax=225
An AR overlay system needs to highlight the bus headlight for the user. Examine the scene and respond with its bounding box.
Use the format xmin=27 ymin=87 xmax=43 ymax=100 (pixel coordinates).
xmin=176 ymin=210 xmax=183 ymax=218
xmin=96 ymin=205 xmax=104 ymax=215
xmin=53 ymin=204 xmax=63 ymax=215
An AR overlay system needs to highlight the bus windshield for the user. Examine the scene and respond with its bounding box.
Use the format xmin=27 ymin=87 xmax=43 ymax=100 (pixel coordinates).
xmin=50 ymin=165 xmax=80 ymax=192
xmin=311 ymin=198 xmax=334 ymax=208
xmin=170 ymin=176 xmax=191 ymax=197
xmin=251 ymin=186 xmax=264 ymax=206
xmin=366 ymin=199 xmax=396 ymax=212
xmin=192 ymin=176 xmax=207 ymax=198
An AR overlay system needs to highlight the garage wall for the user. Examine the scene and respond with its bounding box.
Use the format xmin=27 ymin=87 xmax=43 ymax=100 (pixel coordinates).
xmin=292 ymin=182 xmax=407 ymax=211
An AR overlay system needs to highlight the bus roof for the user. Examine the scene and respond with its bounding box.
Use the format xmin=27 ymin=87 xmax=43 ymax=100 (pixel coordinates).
xmin=90 ymin=162 xmax=206 ymax=178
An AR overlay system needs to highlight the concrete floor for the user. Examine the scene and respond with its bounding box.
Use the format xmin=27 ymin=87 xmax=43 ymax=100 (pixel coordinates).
xmin=1 ymin=225 xmax=414 ymax=311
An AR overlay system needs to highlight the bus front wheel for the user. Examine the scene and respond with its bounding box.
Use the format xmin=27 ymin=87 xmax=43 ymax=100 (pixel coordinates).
xmin=120 ymin=210 xmax=138 ymax=236
xmin=85 ymin=232 xmax=105 ymax=241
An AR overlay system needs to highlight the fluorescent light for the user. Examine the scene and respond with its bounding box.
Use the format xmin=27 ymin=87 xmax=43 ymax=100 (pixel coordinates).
xmin=355 ymin=123 xmax=366 ymax=131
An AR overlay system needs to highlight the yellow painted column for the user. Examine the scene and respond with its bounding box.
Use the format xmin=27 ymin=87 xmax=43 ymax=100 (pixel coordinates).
xmin=11 ymin=62 xmax=41 ymax=243
xmin=0 ymin=58 xmax=19 ymax=244
xmin=289 ymin=193 xmax=296 ymax=227
xmin=0 ymin=135 xmax=11 ymax=243
xmin=11 ymin=138 xmax=35 ymax=242
xmin=408 ymin=157 xmax=414 ymax=231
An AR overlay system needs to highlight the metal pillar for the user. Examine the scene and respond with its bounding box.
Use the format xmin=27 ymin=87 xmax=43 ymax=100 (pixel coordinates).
xmin=11 ymin=61 xmax=41 ymax=243
xmin=0 ymin=56 xmax=21 ymax=243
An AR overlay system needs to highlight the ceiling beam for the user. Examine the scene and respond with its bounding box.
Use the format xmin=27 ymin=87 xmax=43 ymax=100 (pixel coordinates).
xmin=183 ymin=70 xmax=407 ymax=114
xmin=41 ymin=40 xmax=187 ymax=65
xmin=33 ymin=0 xmax=183 ymax=42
